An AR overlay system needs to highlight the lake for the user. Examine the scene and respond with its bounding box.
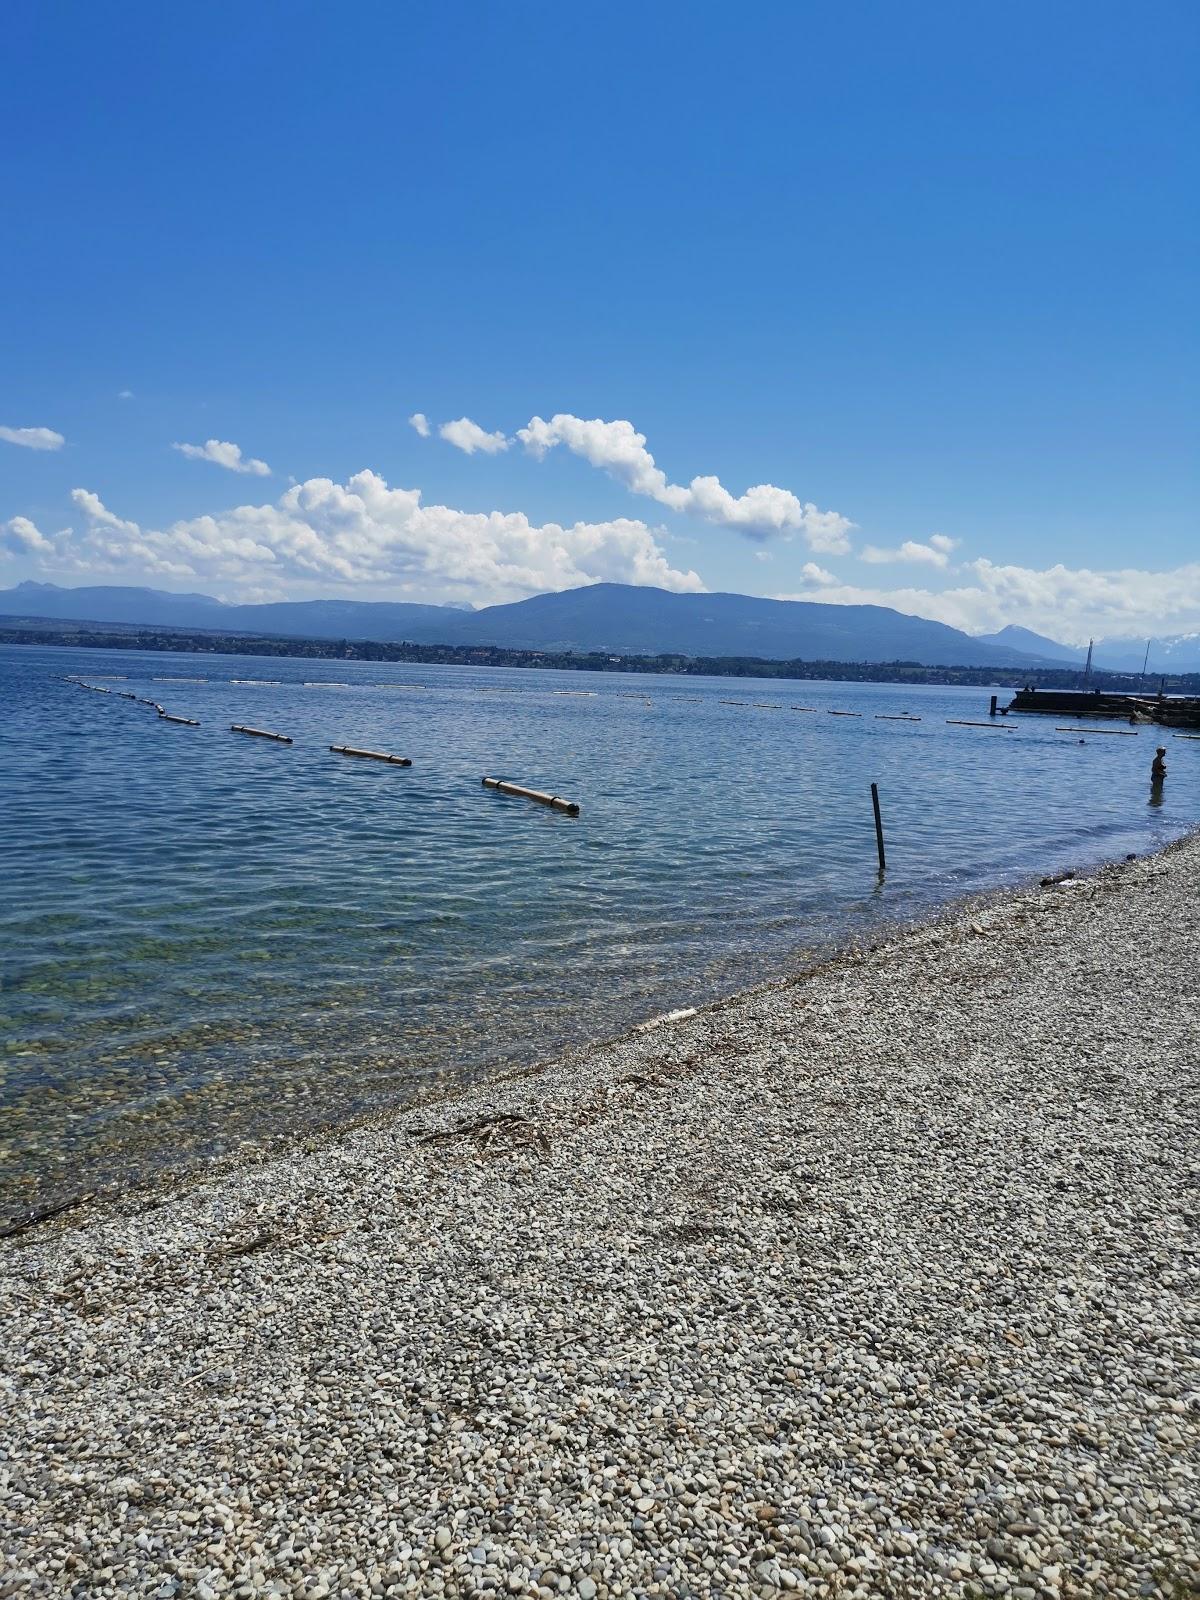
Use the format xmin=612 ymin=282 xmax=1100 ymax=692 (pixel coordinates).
xmin=2 ymin=643 xmax=1195 ymax=1217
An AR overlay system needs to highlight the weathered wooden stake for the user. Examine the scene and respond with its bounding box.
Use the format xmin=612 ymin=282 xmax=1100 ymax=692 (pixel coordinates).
xmin=989 ymin=695 xmax=998 ymax=716
xmin=871 ymin=782 xmax=886 ymax=874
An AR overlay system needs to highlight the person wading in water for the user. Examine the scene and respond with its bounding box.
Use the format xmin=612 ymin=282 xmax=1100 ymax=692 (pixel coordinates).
xmin=1150 ymin=746 xmax=1167 ymax=806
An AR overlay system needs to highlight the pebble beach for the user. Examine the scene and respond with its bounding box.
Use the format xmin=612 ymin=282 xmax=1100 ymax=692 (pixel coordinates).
xmin=2 ymin=838 xmax=1198 ymax=1600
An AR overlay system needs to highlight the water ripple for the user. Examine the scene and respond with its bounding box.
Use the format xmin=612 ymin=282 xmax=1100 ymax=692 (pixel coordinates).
xmin=2 ymin=643 xmax=1196 ymax=1210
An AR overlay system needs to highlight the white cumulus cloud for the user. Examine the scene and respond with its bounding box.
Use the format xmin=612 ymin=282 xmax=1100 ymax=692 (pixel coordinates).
xmin=172 ymin=438 xmax=271 ymax=476
xmin=439 ymin=417 xmax=510 ymax=455
xmin=408 ymin=412 xmax=431 ymax=438
xmin=1 ymin=516 xmax=57 ymax=555
xmin=69 ymin=488 xmax=139 ymax=534
xmin=516 ymin=413 xmax=853 ymax=552
xmin=861 ymin=538 xmax=957 ymax=569
xmin=0 ymin=425 xmax=65 ymax=451
xmin=23 ymin=472 xmax=704 ymax=604
xmin=777 ymin=556 xmax=1200 ymax=644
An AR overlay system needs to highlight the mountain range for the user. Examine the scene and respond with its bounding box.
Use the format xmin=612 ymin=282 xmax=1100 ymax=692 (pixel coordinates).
xmin=3 ymin=579 xmax=1197 ymax=672
xmin=974 ymin=623 xmax=1200 ymax=674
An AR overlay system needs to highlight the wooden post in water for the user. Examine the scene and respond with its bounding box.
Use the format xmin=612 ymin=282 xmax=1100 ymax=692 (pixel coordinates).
xmin=989 ymin=695 xmax=998 ymax=716
xmin=871 ymin=782 xmax=886 ymax=874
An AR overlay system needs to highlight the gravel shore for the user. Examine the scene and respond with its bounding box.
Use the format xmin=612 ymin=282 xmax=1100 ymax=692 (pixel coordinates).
xmin=3 ymin=840 xmax=1198 ymax=1600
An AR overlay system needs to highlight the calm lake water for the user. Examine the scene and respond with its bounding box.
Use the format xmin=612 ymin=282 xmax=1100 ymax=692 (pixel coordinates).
xmin=2 ymin=643 xmax=1196 ymax=1214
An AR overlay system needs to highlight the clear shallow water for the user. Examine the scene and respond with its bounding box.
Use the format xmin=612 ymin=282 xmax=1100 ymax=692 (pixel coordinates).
xmin=2 ymin=644 xmax=1196 ymax=1213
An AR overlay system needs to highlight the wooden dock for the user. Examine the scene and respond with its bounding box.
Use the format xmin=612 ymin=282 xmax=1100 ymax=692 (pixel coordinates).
xmin=1006 ymin=688 xmax=1200 ymax=730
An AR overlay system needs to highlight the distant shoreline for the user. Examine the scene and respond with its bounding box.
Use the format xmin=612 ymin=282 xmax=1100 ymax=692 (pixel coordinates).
xmin=5 ymin=620 xmax=1199 ymax=693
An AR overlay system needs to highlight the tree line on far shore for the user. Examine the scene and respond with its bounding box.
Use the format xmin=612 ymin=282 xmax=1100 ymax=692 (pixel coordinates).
xmin=4 ymin=621 xmax=1200 ymax=695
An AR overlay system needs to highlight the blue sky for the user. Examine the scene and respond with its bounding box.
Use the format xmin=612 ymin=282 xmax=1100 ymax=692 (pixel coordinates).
xmin=2 ymin=0 xmax=1196 ymax=642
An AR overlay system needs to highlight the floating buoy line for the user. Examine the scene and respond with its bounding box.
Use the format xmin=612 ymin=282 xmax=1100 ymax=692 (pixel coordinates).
xmin=63 ymin=674 xmax=1162 ymax=844
xmin=330 ymin=744 xmax=411 ymax=766
xmin=231 ymin=724 xmax=293 ymax=744
xmin=483 ymin=777 xmax=579 ymax=815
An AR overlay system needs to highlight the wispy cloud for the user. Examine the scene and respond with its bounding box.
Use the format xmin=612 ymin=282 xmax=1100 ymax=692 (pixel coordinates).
xmin=172 ymin=438 xmax=271 ymax=476
xmin=861 ymin=536 xmax=959 ymax=569
xmin=408 ymin=412 xmax=431 ymax=438
xmin=439 ymin=417 xmax=510 ymax=455
xmin=117 ymin=389 xmax=135 ymax=401
xmin=517 ymin=413 xmax=853 ymax=553
xmin=0 ymin=425 xmax=65 ymax=451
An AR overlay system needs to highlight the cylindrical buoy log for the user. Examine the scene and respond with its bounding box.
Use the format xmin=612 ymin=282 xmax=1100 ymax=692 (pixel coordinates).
xmin=231 ymin=724 xmax=293 ymax=744
xmin=946 ymin=720 xmax=1015 ymax=729
xmin=482 ymin=777 xmax=579 ymax=815
xmin=330 ymin=744 xmax=412 ymax=765
xmin=827 ymin=710 xmax=862 ymax=717
xmin=160 ymin=712 xmax=200 ymax=726
xmin=1053 ymin=726 xmax=1138 ymax=736
xmin=874 ymin=714 xmax=922 ymax=721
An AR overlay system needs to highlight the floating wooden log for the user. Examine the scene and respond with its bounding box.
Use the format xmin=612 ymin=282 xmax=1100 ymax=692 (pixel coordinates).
xmin=875 ymin=714 xmax=921 ymax=721
xmin=482 ymin=777 xmax=579 ymax=815
xmin=1174 ymin=733 xmax=1200 ymax=741
xmin=1053 ymin=726 xmax=1138 ymax=736
xmin=827 ymin=710 xmax=862 ymax=717
xmin=946 ymin=720 xmax=1015 ymax=729
xmin=160 ymin=712 xmax=200 ymax=726
xmin=231 ymin=724 xmax=293 ymax=744
xmin=790 ymin=706 xmax=818 ymax=712
xmin=330 ymin=744 xmax=412 ymax=766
